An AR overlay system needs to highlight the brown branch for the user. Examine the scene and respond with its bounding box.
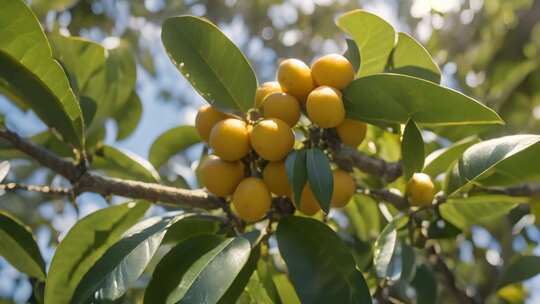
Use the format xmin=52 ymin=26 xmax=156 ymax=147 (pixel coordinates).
xmin=365 ymin=188 xmax=409 ymax=210
xmin=0 ymin=183 xmax=72 ymax=196
xmin=333 ymin=145 xmax=402 ymax=182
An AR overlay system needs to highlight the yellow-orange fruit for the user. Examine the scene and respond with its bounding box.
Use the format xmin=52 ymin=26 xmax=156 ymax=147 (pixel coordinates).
xmin=209 ymin=118 xmax=250 ymax=161
xmin=250 ymin=118 xmax=294 ymax=161
xmin=311 ymin=54 xmax=355 ymax=89
xmin=262 ymin=92 xmax=301 ymax=127
xmin=306 ymin=86 xmax=345 ymax=128
xmin=407 ymin=173 xmax=436 ymax=207
xmin=195 ymin=105 xmax=229 ymax=142
xmin=200 ymin=155 xmax=244 ymax=197
xmin=255 ymin=81 xmax=282 ymax=108
xmin=295 ymin=185 xmax=321 ymax=216
xmin=277 ymin=58 xmax=315 ymax=101
xmin=330 ymin=170 xmax=356 ymax=208
xmin=336 ymin=119 xmax=367 ymax=147
xmin=232 ymin=177 xmax=272 ymax=222
xmin=262 ymin=161 xmax=291 ymax=196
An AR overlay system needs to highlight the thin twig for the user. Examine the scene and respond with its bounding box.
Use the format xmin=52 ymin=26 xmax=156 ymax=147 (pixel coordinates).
xmin=0 ymin=183 xmax=72 ymax=196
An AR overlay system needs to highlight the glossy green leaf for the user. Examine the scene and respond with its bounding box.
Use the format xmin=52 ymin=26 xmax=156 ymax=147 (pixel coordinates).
xmin=162 ymin=216 xmax=221 ymax=244
xmin=73 ymin=213 xmax=190 ymax=303
xmin=337 ymin=10 xmax=396 ymax=77
xmin=401 ymin=119 xmax=425 ymax=180
xmin=411 ymin=265 xmax=437 ymax=304
xmin=440 ymin=195 xmax=527 ymax=230
xmin=498 ymin=255 xmax=540 ymax=289
xmin=218 ymin=246 xmax=261 ymax=303
xmin=144 ymin=234 xmax=251 ymax=304
xmin=423 ymin=136 xmax=479 ymax=177
xmin=162 ymin=16 xmax=257 ymax=113
xmin=0 ymin=161 xmax=9 ymax=182
xmin=276 ymin=216 xmax=372 ymax=304
xmin=149 ymin=126 xmax=201 ymax=169
xmin=93 ymin=145 xmax=161 ymax=183
xmin=114 ymin=92 xmax=142 ymax=141
xmin=343 ymin=38 xmax=360 ymax=73
xmin=374 ymin=217 xmax=401 ymax=280
xmin=446 ymin=135 xmax=540 ymax=194
xmin=44 ymin=201 xmax=150 ymax=304
xmin=0 ymin=211 xmax=45 ymax=281
xmin=285 ymin=150 xmax=307 ymax=208
xmin=0 ymin=0 xmax=84 ymax=148
xmin=306 ymin=148 xmax=333 ymax=213
xmin=390 ymin=32 xmax=441 ymax=83
xmin=343 ymin=73 xmax=503 ymax=127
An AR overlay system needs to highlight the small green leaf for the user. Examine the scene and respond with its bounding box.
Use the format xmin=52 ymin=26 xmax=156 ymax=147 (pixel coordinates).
xmin=0 ymin=211 xmax=45 ymax=281
xmin=93 ymin=145 xmax=161 ymax=183
xmin=336 ymin=10 xmax=396 ymax=77
xmin=447 ymin=135 xmax=540 ymax=194
xmin=343 ymin=73 xmax=503 ymax=127
xmin=400 ymin=243 xmax=416 ymax=283
xmin=162 ymin=16 xmax=257 ymax=113
xmin=374 ymin=217 xmax=402 ymax=280
xmin=114 ymin=92 xmax=142 ymax=141
xmin=149 ymin=126 xmax=201 ymax=170
xmin=306 ymin=148 xmax=333 ymax=213
xmin=285 ymin=150 xmax=307 ymax=208
xmin=389 ymin=32 xmax=441 ymax=83
xmin=0 ymin=0 xmax=85 ymax=148
xmin=343 ymin=39 xmax=360 ymax=73
xmin=440 ymin=195 xmax=527 ymax=230
xmin=276 ymin=216 xmax=372 ymax=304
xmin=498 ymin=255 xmax=540 ymax=289
xmin=423 ymin=136 xmax=479 ymax=177
xmin=0 ymin=161 xmax=9 ymax=182
xmin=45 ymin=201 xmax=150 ymax=304
xmin=401 ymin=119 xmax=425 ymax=180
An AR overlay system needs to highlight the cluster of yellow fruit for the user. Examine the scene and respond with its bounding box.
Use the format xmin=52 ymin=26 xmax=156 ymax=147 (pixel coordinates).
xmin=196 ymin=54 xmax=369 ymax=223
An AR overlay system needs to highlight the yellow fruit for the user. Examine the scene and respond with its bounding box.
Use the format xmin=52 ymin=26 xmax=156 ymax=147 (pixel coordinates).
xmin=336 ymin=119 xmax=367 ymax=147
xmin=233 ymin=177 xmax=272 ymax=222
xmin=306 ymin=86 xmax=345 ymax=128
xmin=331 ymin=170 xmax=356 ymax=208
xmin=277 ymin=58 xmax=314 ymax=101
xmin=295 ymin=185 xmax=321 ymax=216
xmin=407 ymin=173 xmax=435 ymax=207
xmin=195 ymin=105 xmax=229 ymax=142
xmin=250 ymin=118 xmax=294 ymax=161
xmin=200 ymin=155 xmax=244 ymax=197
xmin=311 ymin=54 xmax=355 ymax=89
xmin=262 ymin=92 xmax=301 ymax=127
xmin=255 ymin=81 xmax=281 ymax=108
xmin=209 ymin=118 xmax=250 ymax=161
xmin=263 ymin=161 xmax=291 ymax=196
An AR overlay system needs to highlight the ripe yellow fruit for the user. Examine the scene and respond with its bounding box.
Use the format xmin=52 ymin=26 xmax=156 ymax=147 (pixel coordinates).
xmin=262 ymin=92 xmax=301 ymax=127
xmin=336 ymin=119 xmax=367 ymax=147
xmin=311 ymin=54 xmax=355 ymax=89
xmin=277 ymin=58 xmax=314 ymax=101
xmin=250 ymin=118 xmax=294 ymax=161
xmin=255 ymin=81 xmax=282 ymax=108
xmin=262 ymin=161 xmax=291 ymax=196
xmin=209 ymin=118 xmax=250 ymax=161
xmin=295 ymin=184 xmax=321 ymax=216
xmin=233 ymin=177 xmax=272 ymax=222
xmin=331 ymin=170 xmax=356 ymax=208
xmin=195 ymin=105 xmax=229 ymax=142
xmin=407 ymin=173 xmax=436 ymax=207
xmin=306 ymin=86 xmax=345 ymax=128
xmin=200 ymin=155 xmax=244 ymax=197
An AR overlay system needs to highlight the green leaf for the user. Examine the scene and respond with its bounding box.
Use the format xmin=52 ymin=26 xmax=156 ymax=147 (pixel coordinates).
xmin=218 ymin=246 xmax=261 ymax=303
xmin=446 ymin=135 xmax=540 ymax=194
xmin=162 ymin=16 xmax=257 ymax=113
xmin=411 ymin=265 xmax=437 ymax=304
xmin=400 ymin=243 xmax=416 ymax=283
xmin=44 ymin=201 xmax=150 ymax=304
xmin=423 ymin=136 xmax=479 ymax=177
xmin=344 ymin=194 xmax=380 ymax=242
xmin=144 ymin=234 xmax=251 ymax=304
xmin=374 ymin=216 xmax=402 ymax=281
xmin=276 ymin=216 xmax=372 ymax=304
xmin=285 ymin=150 xmax=307 ymax=208
xmin=93 ymin=145 xmax=161 ymax=183
xmin=389 ymin=32 xmax=441 ymax=83
xmin=149 ymin=126 xmax=201 ymax=170
xmin=0 ymin=161 xmax=9 ymax=182
xmin=31 ymin=0 xmax=79 ymax=14
xmin=162 ymin=216 xmax=221 ymax=244
xmin=498 ymin=255 xmax=540 ymax=289
xmin=440 ymin=195 xmax=527 ymax=230
xmin=0 ymin=211 xmax=45 ymax=281
xmin=0 ymin=0 xmax=84 ymax=148
xmin=401 ymin=119 xmax=425 ymax=180
xmin=306 ymin=148 xmax=333 ymax=213
xmin=336 ymin=10 xmax=396 ymax=77
xmin=343 ymin=39 xmax=360 ymax=73
xmin=114 ymin=92 xmax=142 ymax=141
xmin=343 ymin=73 xmax=503 ymax=127
xmin=73 ymin=212 xmax=191 ymax=303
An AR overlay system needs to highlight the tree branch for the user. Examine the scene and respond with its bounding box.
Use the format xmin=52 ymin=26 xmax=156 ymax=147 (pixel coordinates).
xmin=0 ymin=182 xmax=72 ymax=196
xmin=333 ymin=145 xmax=403 ymax=182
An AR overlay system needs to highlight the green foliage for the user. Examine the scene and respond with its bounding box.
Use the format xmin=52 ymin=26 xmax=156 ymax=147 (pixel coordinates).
xmin=149 ymin=126 xmax=201 ymax=170
xmin=285 ymin=149 xmax=308 ymax=208
xmin=423 ymin=136 xmax=479 ymax=177
xmin=401 ymin=119 xmax=425 ymax=180
xmin=306 ymin=148 xmax=333 ymax=213
xmin=498 ymin=256 xmax=540 ymax=289
xmin=93 ymin=145 xmax=161 ymax=183
xmin=390 ymin=32 xmax=441 ymax=83
xmin=114 ymin=92 xmax=143 ymax=141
